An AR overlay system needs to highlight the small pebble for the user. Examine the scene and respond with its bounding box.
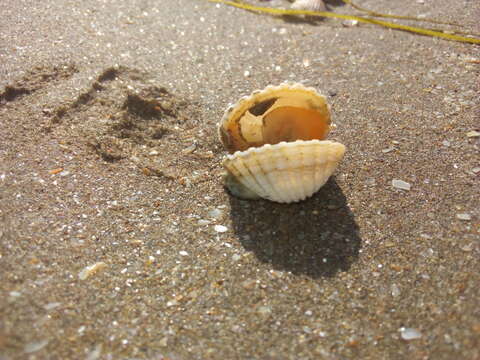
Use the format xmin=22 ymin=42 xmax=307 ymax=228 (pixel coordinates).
xmin=471 ymin=167 xmax=480 ymax=174
xmin=365 ymin=178 xmax=376 ymax=186
xmin=392 ymin=179 xmax=411 ymax=191
xmin=456 ymin=213 xmax=471 ymax=221
xmin=214 ymin=225 xmax=228 ymax=233
xmin=382 ymin=147 xmax=395 ymax=153
xmin=24 ymin=340 xmax=49 ymax=353
xmin=442 ymin=140 xmax=450 ymax=147
xmin=86 ymin=344 xmax=103 ymax=360
xmin=241 ymin=279 xmax=257 ymax=289
xmin=399 ymin=327 xmax=422 ymax=340
xmin=159 ymin=337 xmax=168 ymax=347
xmin=182 ymin=143 xmax=196 ymax=154
xmin=208 ymin=208 xmax=223 ymax=219
xmin=44 ymin=302 xmax=62 ymax=310
xmin=460 ymin=243 xmax=474 ymax=252
xmin=342 ymin=19 xmax=359 ymax=27
xmin=179 ymin=250 xmax=189 ymax=256
xmin=257 ymin=306 xmax=272 ymax=315
xmin=466 ymin=130 xmax=480 ymax=138
xmin=391 ymin=284 xmax=401 ymax=297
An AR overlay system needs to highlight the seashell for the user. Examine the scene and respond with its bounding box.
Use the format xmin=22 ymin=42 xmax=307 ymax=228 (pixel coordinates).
xmin=223 ymin=140 xmax=345 ymax=203
xmin=219 ymin=83 xmax=346 ymax=203
xmin=291 ymin=0 xmax=327 ymax=12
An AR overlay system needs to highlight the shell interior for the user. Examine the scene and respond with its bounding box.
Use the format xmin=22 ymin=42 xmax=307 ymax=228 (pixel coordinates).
xmin=219 ymin=83 xmax=331 ymax=154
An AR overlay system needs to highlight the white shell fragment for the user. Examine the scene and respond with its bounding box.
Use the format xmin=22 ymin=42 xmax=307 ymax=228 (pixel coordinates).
xmin=399 ymin=327 xmax=422 ymax=340
xmin=224 ymin=140 xmax=345 ymax=203
xmin=291 ymin=0 xmax=327 ymax=12
xmin=218 ymin=83 xmax=345 ymax=203
xmin=392 ymin=179 xmax=411 ymax=191
xmin=78 ymin=262 xmax=107 ymax=280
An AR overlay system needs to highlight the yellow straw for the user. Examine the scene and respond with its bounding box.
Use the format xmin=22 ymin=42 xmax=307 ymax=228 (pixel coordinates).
xmin=208 ymin=0 xmax=480 ymax=45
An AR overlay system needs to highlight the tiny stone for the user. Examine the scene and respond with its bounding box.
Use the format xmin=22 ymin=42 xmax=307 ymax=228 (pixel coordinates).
xmin=303 ymin=326 xmax=312 ymax=334
xmin=342 ymin=19 xmax=359 ymax=27
xmin=466 ymin=130 xmax=480 ymax=138
xmin=159 ymin=337 xmax=168 ymax=347
xmin=86 ymin=344 xmax=102 ymax=360
xmin=392 ymin=179 xmax=411 ymax=191
xmin=257 ymin=306 xmax=272 ymax=315
xmin=24 ymin=340 xmax=49 ymax=353
xmin=460 ymin=243 xmax=474 ymax=252
xmin=472 ymin=167 xmax=480 ymax=174
xmin=243 ymin=70 xmax=250 ymax=77
xmin=197 ymin=219 xmax=210 ymax=226
xmin=166 ymin=299 xmax=178 ymax=307
xmin=149 ymin=150 xmax=159 ymax=156
xmin=442 ymin=140 xmax=450 ymax=147
xmin=399 ymin=327 xmax=422 ymax=340
xmin=214 ymin=224 xmax=228 ymax=233
xmin=208 ymin=208 xmax=223 ymax=219
xmin=456 ymin=213 xmax=471 ymax=221
xmin=160 ymin=101 xmax=173 ymax=111
xmin=391 ymin=284 xmax=400 ymax=297
xmin=179 ymin=250 xmax=189 ymax=256
xmin=241 ymin=279 xmax=257 ymax=289
xmin=44 ymin=302 xmax=62 ymax=310
xmin=59 ymin=170 xmax=70 ymax=177
xmin=182 ymin=143 xmax=196 ymax=154
xmin=9 ymin=291 xmax=21 ymax=297
xmin=365 ymin=178 xmax=376 ymax=186
xmin=232 ymin=254 xmax=241 ymax=262
xmin=382 ymin=147 xmax=395 ymax=153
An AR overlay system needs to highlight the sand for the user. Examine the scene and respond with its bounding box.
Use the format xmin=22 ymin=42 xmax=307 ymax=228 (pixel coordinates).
xmin=0 ymin=0 xmax=479 ymax=359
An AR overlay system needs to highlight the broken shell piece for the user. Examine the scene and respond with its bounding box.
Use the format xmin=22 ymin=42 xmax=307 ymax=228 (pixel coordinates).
xmin=219 ymin=83 xmax=331 ymax=153
xmin=291 ymin=0 xmax=327 ymax=12
xmin=219 ymin=83 xmax=345 ymax=203
xmin=223 ymin=140 xmax=345 ymax=203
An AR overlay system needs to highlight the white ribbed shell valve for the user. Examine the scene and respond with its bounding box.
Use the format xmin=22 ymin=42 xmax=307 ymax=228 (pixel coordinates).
xmin=291 ymin=0 xmax=327 ymax=12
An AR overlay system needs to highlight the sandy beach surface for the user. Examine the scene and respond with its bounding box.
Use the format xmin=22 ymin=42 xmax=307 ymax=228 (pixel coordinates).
xmin=1 ymin=0 xmax=479 ymax=359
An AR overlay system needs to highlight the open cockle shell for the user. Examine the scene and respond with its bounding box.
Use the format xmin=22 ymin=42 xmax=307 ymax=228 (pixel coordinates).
xmin=219 ymin=83 xmax=345 ymax=203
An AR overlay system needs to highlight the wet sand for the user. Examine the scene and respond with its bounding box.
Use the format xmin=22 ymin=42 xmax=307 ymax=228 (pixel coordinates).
xmin=1 ymin=0 xmax=479 ymax=359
